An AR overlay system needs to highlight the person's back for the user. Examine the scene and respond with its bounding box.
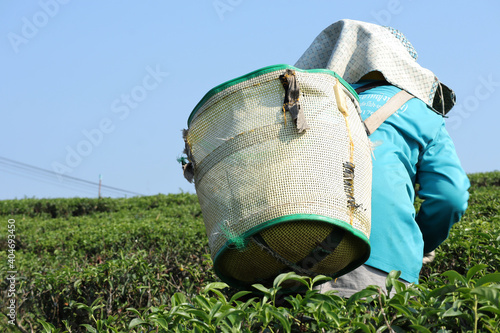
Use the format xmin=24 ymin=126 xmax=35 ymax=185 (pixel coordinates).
xmin=356 ymin=83 xmax=468 ymax=281
xmin=295 ymin=19 xmax=470 ymax=295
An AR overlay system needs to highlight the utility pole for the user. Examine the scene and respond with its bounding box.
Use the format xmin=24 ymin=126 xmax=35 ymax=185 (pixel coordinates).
xmin=98 ymin=174 xmax=102 ymax=198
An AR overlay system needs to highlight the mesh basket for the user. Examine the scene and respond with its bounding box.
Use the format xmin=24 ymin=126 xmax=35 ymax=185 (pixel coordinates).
xmin=184 ymin=64 xmax=372 ymax=289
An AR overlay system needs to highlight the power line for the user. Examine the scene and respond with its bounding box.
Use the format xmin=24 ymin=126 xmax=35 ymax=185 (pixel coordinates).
xmin=0 ymin=156 xmax=144 ymax=197
xmin=0 ymin=164 xmax=102 ymax=197
xmin=0 ymin=165 xmax=98 ymax=196
xmin=0 ymin=157 xmax=143 ymax=197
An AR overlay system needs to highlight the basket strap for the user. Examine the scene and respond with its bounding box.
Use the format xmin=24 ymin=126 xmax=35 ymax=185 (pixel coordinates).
xmin=251 ymin=234 xmax=313 ymax=276
xmin=363 ymin=90 xmax=414 ymax=135
xmin=295 ymin=228 xmax=345 ymax=270
xmin=251 ymin=227 xmax=346 ymax=276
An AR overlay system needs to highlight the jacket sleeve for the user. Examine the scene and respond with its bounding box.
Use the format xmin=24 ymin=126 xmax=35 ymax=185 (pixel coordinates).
xmin=415 ymin=121 xmax=470 ymax=253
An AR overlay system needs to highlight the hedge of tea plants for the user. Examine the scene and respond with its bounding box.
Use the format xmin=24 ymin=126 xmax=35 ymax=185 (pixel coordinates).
xmin=0 ymin=171 xmax=499 ymax=332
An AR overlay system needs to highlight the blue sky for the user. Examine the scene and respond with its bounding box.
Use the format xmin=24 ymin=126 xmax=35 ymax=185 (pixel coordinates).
xmin=1 ymin=1 xmax=499 ymax=199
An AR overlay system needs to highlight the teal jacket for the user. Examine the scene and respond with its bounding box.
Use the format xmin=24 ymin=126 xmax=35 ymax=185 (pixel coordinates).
xmin=352 ymin=82 xmax=470 ymax=283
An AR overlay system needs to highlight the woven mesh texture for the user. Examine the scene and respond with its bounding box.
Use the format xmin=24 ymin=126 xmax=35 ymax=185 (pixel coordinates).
xmin=218 ymin=221 xmax=369 ymax=284
xmin=187 ymin=66 xmax=372 ymax=286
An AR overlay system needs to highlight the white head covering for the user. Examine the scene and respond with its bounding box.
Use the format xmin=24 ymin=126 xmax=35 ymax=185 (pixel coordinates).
xmin=295 ymin=19 xmax=455 ymax=115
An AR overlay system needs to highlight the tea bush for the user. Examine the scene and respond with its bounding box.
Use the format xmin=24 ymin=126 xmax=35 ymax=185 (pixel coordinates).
xmin=0 ymin=172 xmax=498 ymax=332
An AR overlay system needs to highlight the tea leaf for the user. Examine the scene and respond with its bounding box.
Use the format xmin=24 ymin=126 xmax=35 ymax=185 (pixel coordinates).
xmin=81 ymin=324 xmax=98 ymax=333
xmin=475 ymin=273 xmax=500 ymax=287
xmin=442 ymin=301 xmax=464 ymax=317
xmin=442 ymin=270 xmax=467 ymax=285
xmin=346 ymin=288 xmax=380 ymax=308
xmin=37 ymin=319 xmax=56 ymax=333
xmin=409 ymin=324 xmax=432 ymax=333
xmin=389 ymin=303 xmax=414 ymax=317
xmin=204 ymin=281 xmax=229 ymax=292
xmin=311 ymin=274 xmax=333 ymax=286
xmin=471 ymin=286 xmax=500 ymax=307
xmin=478 ymin=305 xmax=500 ymax=315
xmin=229 ymin=290 xmax=252 ymax=303
xmin=466 ymin=264 xmax=488 ymax=281
xmin=428 ymin=284 xmax=457 ymax=299
xmin=352 ymin=321 xmax=372 ymax=333
xmin=128 ymin=318 xmax=147 ymax=329
xmin=273 ymin=271 xmax=306 ymax=289
xmin=252 ymin=283 xmax=271 ymax=294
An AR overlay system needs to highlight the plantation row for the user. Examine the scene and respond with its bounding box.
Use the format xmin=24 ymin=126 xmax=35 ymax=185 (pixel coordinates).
xmin=0 ymin=171 xmax=499 ymax=332
xmin=0 ymin=194 xmax=195 ymax=218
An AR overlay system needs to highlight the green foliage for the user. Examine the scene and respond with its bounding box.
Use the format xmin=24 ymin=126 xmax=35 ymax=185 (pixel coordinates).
xmin=421 ymin=171 xmax=500 ymax=278
xmin=0 ymin=172 xmax=499 ymax=332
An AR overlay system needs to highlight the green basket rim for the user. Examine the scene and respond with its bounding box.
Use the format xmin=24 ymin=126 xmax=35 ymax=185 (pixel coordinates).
xmin=212 ymin=213 xmax=371 ymax=290
xmin=187 ymin=64 xmax=359 ymax=127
